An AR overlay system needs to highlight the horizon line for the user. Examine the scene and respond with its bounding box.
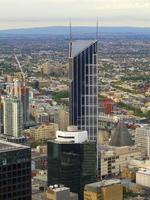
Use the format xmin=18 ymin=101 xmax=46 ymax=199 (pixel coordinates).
xmin=1 ymin=25 xmax=150 ymax=31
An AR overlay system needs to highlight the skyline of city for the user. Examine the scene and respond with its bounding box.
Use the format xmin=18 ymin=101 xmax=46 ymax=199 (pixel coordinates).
xmin=0 ymin=0 xmax=150 ymax=199
xmin=1 ymin=0 xmax=150 ymax=30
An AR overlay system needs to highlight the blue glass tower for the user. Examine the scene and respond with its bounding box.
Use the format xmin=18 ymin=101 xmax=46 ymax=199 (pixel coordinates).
xmin=69 ymin=40 xmax=98 ymax=141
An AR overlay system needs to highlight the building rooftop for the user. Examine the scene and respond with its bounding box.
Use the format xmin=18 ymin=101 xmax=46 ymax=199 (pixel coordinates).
xmin=137 ymin=169 xmax=150 ymax=175
xmin=84 ymin=179 xmax=121 ymax=192
xmin=110 ymin=121 xmax=134 ymax=147
xmin=0 ymin=140 xmax=30 ymax=153
xmin=48 ymin=185 xmax=70 ymax=193
xmin=70 ymin=40 xmax=97 ymax=58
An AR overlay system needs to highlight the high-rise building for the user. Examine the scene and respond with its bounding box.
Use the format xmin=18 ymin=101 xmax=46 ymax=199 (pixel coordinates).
xmin=69 ymin=40 xmax=98 ymax=141
xmin=47 ymin=126 xmax=96 ymax=200
xmin=0 ymin=97 xmax=3 ymax=134
xmin=14 ymin=80 xmax=30 ymax=125
xmin=3 ymin=97 xmax=23 ymax=137
xmin=0 ymin=140 xmax=31 ymax=200
xmin=55 ymin=109 xmax=69 ymax=131
xmin=135 ymin=125 xmax=150 ymax=159
xmin=7 ymin=79 xmax=29 ymax=125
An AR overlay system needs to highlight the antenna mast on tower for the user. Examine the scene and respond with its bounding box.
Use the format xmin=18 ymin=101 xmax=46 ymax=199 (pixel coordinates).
xmin=96 ymin=17 xmax=99 ymax=41
xmin=69 ymin=19 xmax=72 ymax=42
xmin=69 ymin=19 xmax=73 ymax=58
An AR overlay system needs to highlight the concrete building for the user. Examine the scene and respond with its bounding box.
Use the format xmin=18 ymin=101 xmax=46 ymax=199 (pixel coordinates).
xmin=69 ymin=40 xmax=98 ymax=141
xmin=32 ymin=150 xmax=47 ymax=170
xmin=35 ymin=113 xmax=50 ymax=124
xmin=99 ymin=121 xmax=141 ymax=179
xmin=45 ymin=186 xmax=78 ymax=200
xmin=136 ymin=169 xmax=150 ymax=188
xmin=56 ymin=126 xmax=88 ymax=143
xmin=100 ymin=146 xmax=141 ymax=179
xmin=128 ymin=159 xmax=150 ymax=169
xmin=135 ymin=125 xmax=150 ymax=159
xmin=84 ymin=179 xmax=123 ymax=200
xmin=55 ymin=109 xmax=69 ymax=131
xmin=41 ymin=62 xmax=51 ymax=75
xmin=3 ymin=97 xmax=23 ymax=137
xmin=25 ymin=123 xmax=58 ymax=142
xmin=39 ymin=80 xmax=49 ymax=88
xmin=0 ymin=140 xmax=31 ymax=200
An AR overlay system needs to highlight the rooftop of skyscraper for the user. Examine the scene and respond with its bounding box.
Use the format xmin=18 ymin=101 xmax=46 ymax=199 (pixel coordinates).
xmin=70 ymin=40 xmax=97 ymax=58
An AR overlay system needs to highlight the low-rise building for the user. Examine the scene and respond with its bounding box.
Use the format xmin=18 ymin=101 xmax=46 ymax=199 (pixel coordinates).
xmin=100 ymin=121 xmax=141 ymax=179
xmin=45 ymin=186 xmax=78 ymax=200
xmin=84 ymin=179 xmax=123 ymax=200
xmin=136 ymin=169 xmax=150 ymax=188
xmin=25 ymin=123 xmax=58 ymax=141
xmin=100 ymin=146 xmax=141 ymax=179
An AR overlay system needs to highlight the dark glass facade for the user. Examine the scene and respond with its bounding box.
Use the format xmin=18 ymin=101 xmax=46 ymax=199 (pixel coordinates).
xmin=0 ymin=145 xmax=31 ymax=200
xmin=69 ymin=40 xmax=98 ymax=141
xmin=47 ymin=141 xmax=96 ymax=200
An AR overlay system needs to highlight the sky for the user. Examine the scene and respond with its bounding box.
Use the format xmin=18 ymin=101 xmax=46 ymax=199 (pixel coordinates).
xmin=0 ymin=0 xmax=150 ymax=30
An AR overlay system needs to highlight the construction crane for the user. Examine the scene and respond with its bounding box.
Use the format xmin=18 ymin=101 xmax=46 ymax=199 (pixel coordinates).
xmin=14 ymin=54 xmax=26 ymax=84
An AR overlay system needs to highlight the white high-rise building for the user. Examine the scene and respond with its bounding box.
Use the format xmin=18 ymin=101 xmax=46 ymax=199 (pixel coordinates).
xmin=6 ymin=79 xmax=30 ymax=125
xmin=135 ymin=125 xmax=150 ymax=159
xmin=3 ymin=97 xmax=23 ymax=137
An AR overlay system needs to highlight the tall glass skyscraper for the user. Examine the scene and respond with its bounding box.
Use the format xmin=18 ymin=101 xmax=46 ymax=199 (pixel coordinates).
xmin=69 ymin=40 xmax=98 ymax=141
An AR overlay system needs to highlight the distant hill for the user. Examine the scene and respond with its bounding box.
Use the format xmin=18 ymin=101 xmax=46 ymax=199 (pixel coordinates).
xmin=0 ymin=26 xmax=150 ymax=36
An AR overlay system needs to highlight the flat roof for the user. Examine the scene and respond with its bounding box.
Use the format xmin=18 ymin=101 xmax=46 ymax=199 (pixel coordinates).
xmin=48 ymin=139 xmax=94 ymax=145
xmin=0 ymin=140 xmax=30 ymax=153
xmin=70 ymin=40 xmax=97 ymax=58
xmin=137 ymin=169 xmax=150 ymax=175
xmin=48 ymin=186 xmax=69 ymax=193
xmin=85 ymin=179 xmax=121 ymax=192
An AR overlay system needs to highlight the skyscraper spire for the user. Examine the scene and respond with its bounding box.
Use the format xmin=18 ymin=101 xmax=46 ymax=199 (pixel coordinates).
xmin=69 ymin=18 xmax=72 ymax=42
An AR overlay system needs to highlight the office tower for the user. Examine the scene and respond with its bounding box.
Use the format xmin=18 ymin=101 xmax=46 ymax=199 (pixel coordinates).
xmin=13 ymin=80 xmax=30 ymax=125
xmin=47 ymin=126 xmax=96 ymax=200
xmin=7 ymin=79 xmax=29 ymax=125
xmin=55 ymin=109 xmax=69 ymax=131
xmin=69 ymin=40 xmax=98 ymax=141
xmin=0 ymin=97 xmax=3 ymax=134
xmin=3 ymin=97 xmax=23 ymax=137
xmin=135 ymin=125 xmax=150 ymax=159
xmin=84 ymin=179 xmax=123 ymax=200
xmin=0 ymin=140 xmax=31 ymax=200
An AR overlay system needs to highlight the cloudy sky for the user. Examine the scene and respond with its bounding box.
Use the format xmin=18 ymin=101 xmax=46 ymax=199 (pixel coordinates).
xmin=0 ymin=0 xmax=150 ymax=29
